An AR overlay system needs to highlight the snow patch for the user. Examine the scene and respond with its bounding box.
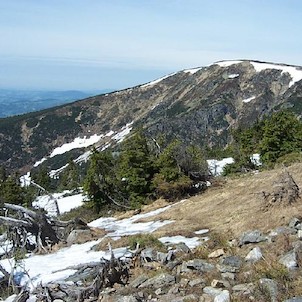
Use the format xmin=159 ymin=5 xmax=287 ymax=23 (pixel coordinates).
xmin=33 ymin=191 xmax=87 ymax=216
xmin=250 ymin=153 xmax=262 ymax=166
xmin=112 ymin=122 xmax=133 ymax=143
xmin=242 ymin=96 xmax=256 ymax=103
xmin=183 ymin=67 xmax=203 ymax=74
xmin=33 ymin=158 xmax=46 ymax=167
xmin=105 ymin=130 xmax=114 ymax=137
xmin=207 ymin=157 xmax=234 ymax=176
xmin=250 ymin=62 xmax=302 ymax=87
xmin=159 ymin=236 xmax=200 ymax=249
xmin=195 ymin=229 xmax=209 ymax=235
xmin=50 ymin=134 xmax=104 ymax=158
xmin=20 ymin=172 xmax=31 ymax=187
xmin=228 ymin=73 xmax=239 ymax=79
xmin=215 ymin=60 xmax=243 ymax=67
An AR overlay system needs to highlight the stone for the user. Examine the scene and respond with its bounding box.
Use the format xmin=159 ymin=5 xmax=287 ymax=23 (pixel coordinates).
xmin=157 ymin=250 xmax=175 ymax=263
xmin=184 ymin=259 xmax=215 ymax=272
xmin=284 ymin=298 xmax=302 ymax=302
xmin=139 ymin=273 xmax=175 ymax=288
xmin=203 ymin=286 xmax=223 ymax=297
xmin=221 ymin=272 xmax=235 ymax=281
xmin=208 ymin=248 xmax=225 ymax=258
xmin=218 ymin=256 xmax=242 ymax=272
xmin=269 ymin=226 xmax=297 ymax=237
xmin=259 ymin=278 xmax=278 ymax=302
xmin=166 ymin=259 xmax=181 ymax=270
xmin=239 ymin=230 xmax=267 ymax=246
xmin=189 ymin=278 xmax=205 ymax=287
xmin=279 ymin=250 xmax=297 ymax=270
xmin=155 ymin=288 xmax=162 ymax=295
xmin=66 ymin=229 xmax=92 ymax=245
xmin=298 ymin=230 xmax=302 ymax=239
xmin=200 ymin=294 xmax=214 ymax=302
xmin=289 ymin=217 xmax=302 ymax=230
xmin=141 ymin=248 xmax=156 ymax=262
xmin=115 ymin=296 xmax=138 ymax=302
xmin=176 ymin=242 xmax=191 ymax=253
xmin=130 ymin=275 xmax=148 ymax=288
xmin=211 ymin=279 xmax=230 ymax=288
xmin=232 ymin=283 xmax=254 ymax=294
xmin=214 ymin=290 xmax=230 ymax=302
xmin=245 ymin=246 xmax=263 ymax=263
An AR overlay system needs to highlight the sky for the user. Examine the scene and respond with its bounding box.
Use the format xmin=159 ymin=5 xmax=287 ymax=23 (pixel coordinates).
xmin=0 ymin=0 xmax=302 ymax=91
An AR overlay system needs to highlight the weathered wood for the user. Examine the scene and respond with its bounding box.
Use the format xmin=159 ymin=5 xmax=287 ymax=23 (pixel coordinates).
xmin=12 ymin=288 xmax=29 ymax=302
xmin=4 ymin=203 xmax=38 ymax=220
xmin=0 ymin=216 xmax=32 ymax=228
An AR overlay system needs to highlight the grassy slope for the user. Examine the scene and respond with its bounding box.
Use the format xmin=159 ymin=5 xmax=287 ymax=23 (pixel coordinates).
xmin=132 ymin=163 xmax=302 ymax=239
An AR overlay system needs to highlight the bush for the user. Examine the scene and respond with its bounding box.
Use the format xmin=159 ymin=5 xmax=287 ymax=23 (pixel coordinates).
xmin=128 ymin=234 xmax=164 ymax=250
xmin=275 ymin=152 xmax=302 ymax=167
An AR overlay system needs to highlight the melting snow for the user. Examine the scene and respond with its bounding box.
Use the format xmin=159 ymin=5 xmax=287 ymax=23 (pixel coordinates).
xmin=195 ymin=229 xmax=209 ymax=235
xmin=33 ymin=191 xmax=87 ymax=216
xmin=250 ymin=61 xmax=302 ymax=87
xmin=112 ymin=122 xmax=133 ymax=143
xmin=207 ymin=157 xmax=234 ymax=176
xmin=1 ymin=200 xmax=186 ymax=294
xmin=250 ymin=153 xmax=262 ymax=166
xmin=20 ymin=172 xmax=31 ymax=187
xmin=50 ymin=134 xmax=104 ymax=158
xmin=159 ymin=236 xmax=200 ymax=249
xmin=228 ymin=73 xmax=239 ymax=79
xmin=183 ymin=67 xmax=203 ymax=74
xmin=33 ymin=158 xmax=46 ymax=167
xmin=242 ymin=96 xmax=256 ymax=103
xmin=215 ymin=60 xmax=243 ymax=67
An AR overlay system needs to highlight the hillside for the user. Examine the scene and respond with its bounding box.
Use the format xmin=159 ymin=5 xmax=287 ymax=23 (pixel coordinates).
xmin=2 ymin=163 xmax=302 ymax=301
xmin=1 ymin=60 xmax=302 ymax=173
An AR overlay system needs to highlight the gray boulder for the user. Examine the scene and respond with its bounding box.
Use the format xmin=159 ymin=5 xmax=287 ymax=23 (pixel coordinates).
xmin=279 ymin=250 xmax=297 ymax=270
xmin=214 ymin=290 xmax=230 ymax=302
xmin=259 ymin=278 xmax=278 ymax=302
xmin=139 ymin=273 xmax=175 ymax=288
xmin=284 ymin=298 xmax=302 ymax=302
xmin=183 ymin=259 xmax=215 ymax=273
xmin=245 ymin=246 xmax=263 ymax=263
xmin=239 ymin=230 xmax=267 ymax=246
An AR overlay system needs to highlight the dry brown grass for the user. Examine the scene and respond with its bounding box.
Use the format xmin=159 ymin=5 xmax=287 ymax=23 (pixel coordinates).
xmin=146 ymin=163 xmax=302 ymax=238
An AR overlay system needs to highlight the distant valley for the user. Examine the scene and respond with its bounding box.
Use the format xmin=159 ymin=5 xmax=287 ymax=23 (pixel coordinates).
xmin=0 ymin=89 xmax=112 ymax=117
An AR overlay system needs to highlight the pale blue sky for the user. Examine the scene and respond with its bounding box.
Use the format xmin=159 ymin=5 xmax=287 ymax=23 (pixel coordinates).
xmin=0 ymin=0 xmax=301 ymax=90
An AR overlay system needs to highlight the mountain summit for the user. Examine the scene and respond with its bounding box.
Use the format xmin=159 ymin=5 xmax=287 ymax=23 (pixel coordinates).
xmin=1 ymin=60 xmax=302 ymax=173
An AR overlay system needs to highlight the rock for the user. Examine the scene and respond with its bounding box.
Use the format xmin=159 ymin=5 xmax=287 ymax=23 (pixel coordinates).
xmin=139 ymin=273 xmax=175 ymax=288
xmin=284 ymin=298 xmax=302 ymax=302
xmin=259 ymin=278 xmax=278 ymax=302
xmin=211 ymin=279 xmax=230 ymax=288
xmin=269 ymin=226 xmax=297 ymax=237
xmin=232 ymin=283 xmax=254 ymax=294
xmin=157 ymin=250 xmax=175 ymax=263
xmin=239 ymin=230 xmax=267 ymax=246
xmin=245 ymin=246 xmax=262 ymax=263
xmin=214 ymin=290 xmax=230 ymax=302
xmin=141 ymin=248 xmax=156 ymax=262
xmin=218 ymin=256 xmax=242 ymax=272
xmin=200 ymin=294 xmax=214 ymax=302
xmin=208 ymin=249 xmax=225 ymax=258
xmin=66 ymin=229 xmax=92 ymax=245
xmin=166 ymin=259 xmax=181 ymax=270
xmin=289 ymin=217 xmax=302 ymax=230
xmin=130 ymin=275 xmax=148 ymax=288
xmin=189 ymin=277 xmax=205 ymax=287
xmin=297 ymin=230 xmax=302 ymax=239
xmin=279 ymin=250 xmax=297 ymax=270
xmin=203 ymin=286 xmax=223 ymax=297
xmin=221 ymin=272 xmax=235 ymax=281
xmin=115 ymin=296 xmax=138 ymax=302
xmin=184 ymin=259 xmax=215 ymax=273
xmin=155 ymin=288 xmax=162 ymax=295
xmin=176 ymin=242 xmax=191 ymax=253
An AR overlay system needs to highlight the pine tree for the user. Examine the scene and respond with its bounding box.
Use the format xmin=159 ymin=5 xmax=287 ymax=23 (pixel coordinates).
xmin=259 ymin=111 xmax=302 ymax=164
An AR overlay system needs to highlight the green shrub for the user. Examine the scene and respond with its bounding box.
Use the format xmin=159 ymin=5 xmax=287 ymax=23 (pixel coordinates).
xmin=128 ymin=234 xmax=164 ymax=250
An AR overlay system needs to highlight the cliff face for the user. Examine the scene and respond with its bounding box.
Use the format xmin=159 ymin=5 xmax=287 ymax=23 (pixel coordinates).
xmin=1 ymin=60 xmax=302 ymax=172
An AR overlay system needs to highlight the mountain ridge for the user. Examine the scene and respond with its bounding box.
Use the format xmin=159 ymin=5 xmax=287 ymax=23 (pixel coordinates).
xmin=1 ymin=59 xmax=302 ymax=173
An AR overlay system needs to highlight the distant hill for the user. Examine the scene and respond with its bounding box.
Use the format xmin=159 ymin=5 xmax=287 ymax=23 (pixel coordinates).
xmin=1 ymin=60 xmax=302 ymax=173
xmin=0 ymin=89 xmax=112 ymax=118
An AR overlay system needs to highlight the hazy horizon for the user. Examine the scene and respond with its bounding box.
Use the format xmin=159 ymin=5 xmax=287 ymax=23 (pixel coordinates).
xmin=1 ymin=0 xmax=302 ymax=90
